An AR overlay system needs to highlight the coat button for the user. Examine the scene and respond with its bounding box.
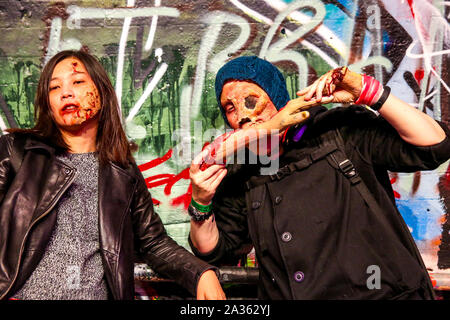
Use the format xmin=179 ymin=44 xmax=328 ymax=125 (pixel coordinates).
xmin=64 ymin=168 xmax=71 ymax=175
xmin=252 ymin=201 xmax=261 ymax=209
xmin=294 ymin=271 xmax=305 ymax=283
xmin=281 ymin=232 xmax=292 ymax=242
xmin=274 ymin=196 xmax=282 ymax=204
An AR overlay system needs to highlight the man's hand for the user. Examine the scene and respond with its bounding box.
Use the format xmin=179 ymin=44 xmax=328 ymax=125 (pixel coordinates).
xmin=196 ymin=269 xmax=226 ymax=300
xmin=190 ymin=148 xmax=228 ymax=206
xmin=297 ymin=67 xmax=362 ymax=104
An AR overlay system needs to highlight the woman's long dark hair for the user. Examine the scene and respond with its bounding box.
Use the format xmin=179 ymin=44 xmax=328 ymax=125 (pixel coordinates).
xmin=9 ymin=50 xmax=132 ymax=168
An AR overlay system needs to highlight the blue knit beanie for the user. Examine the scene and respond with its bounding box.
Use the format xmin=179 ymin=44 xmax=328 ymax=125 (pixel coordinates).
xmin=215 ymin=56 xmax=290 ymax=126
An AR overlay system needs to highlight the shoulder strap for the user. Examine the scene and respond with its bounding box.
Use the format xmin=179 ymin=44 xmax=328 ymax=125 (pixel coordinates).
xmin=326 ymin=128 xmax=436 ymax=298
xmin=244 ymin=142 xmax=337 ymax=191
xmin=10 ymin=134 xmax=26 ymax=174
xmin=326 ymin=128 xmax=383 ymax=210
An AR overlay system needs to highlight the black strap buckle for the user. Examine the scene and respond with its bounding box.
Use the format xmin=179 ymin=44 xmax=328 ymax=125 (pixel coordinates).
xmin=338 ymin=159 xmax=357 ymax=178
xmin=273 ymin=165 xmax=294 ymax=181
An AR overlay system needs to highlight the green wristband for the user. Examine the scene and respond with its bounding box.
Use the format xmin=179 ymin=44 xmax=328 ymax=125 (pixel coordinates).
xmin=191 ymin=198 xmax=212 ymax=213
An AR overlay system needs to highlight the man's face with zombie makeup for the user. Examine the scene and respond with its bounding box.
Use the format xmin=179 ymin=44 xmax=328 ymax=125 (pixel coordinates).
xmin=49 ymin=57 xmax=101 ymax=130
xmin=220 ymin=80 xmax=278 ymax=130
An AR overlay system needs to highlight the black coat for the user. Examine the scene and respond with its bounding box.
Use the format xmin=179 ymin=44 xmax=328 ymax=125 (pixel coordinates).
xmin=190 ymin=106 xmax=450 ymax=299
xmin=0 ymin=133 xmax=214 ymax=300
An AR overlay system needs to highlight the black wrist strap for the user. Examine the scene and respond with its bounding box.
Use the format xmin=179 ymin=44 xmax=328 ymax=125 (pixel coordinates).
xmin=188 ymin=204 xmax=214 ymax=222
xmin=371 ymin=86 xmax=390 ymax=111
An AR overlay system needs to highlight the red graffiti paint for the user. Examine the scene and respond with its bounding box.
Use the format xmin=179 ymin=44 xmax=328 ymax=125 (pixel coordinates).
xmin=138 ymin=149 xmax=173 ymax=172
xmin=145 ymin=174 xmax=175 ymax=189
xmin=429 ymin=274 xmax=437 ymax=287
xmin=406 ymin=0 xmax=415 ymax=18
xmin=443 ymin=164 xmax=450 ymax=189
xmin=170 ymin=184 xmax=192 ymax=210
xmin=139 ymin=148 xmax=193 ymax=210
xmin=414 ymin=69 xmax=424 ymax=86
xmin=390 ymin=176 xmax=401 ymax=199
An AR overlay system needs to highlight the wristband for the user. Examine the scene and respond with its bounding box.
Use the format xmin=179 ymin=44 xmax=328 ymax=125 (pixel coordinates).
xmin=355 ymin=74 xmax=383 ymax=107
xmin=370 ymin=86 xmax=391 ymax=111
xmin=191 ymin=197 xmax=212 ymax=213
xmin=188 ymin=204 xmax=214 ymax=222
xmin=355 ymin=75 xmax=370 ymax=105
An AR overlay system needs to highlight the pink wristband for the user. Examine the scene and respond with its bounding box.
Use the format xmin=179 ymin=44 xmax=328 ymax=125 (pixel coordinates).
xmin=355 ymin=74 xmax=383 ymax=106
xmin=365 ymin=78 xmax=381 ymax=105
xmin=355 ymin=75 xmax=369 ymax=105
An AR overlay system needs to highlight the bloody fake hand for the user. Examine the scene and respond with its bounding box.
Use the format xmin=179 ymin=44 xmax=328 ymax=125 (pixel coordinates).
xmin=196 ymin=95 xmax=332 ymax=170
xmin=297 ymin=67 xmax=363 ymax=104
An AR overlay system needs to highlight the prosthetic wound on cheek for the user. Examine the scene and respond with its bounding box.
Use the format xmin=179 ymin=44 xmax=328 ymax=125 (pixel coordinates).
xmin=63 ymin=87 xmax=101 ymax=126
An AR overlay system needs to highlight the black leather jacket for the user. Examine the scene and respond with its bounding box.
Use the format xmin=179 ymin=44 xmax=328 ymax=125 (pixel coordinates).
xmin=0 ymin=133 xmax=214 ymax=300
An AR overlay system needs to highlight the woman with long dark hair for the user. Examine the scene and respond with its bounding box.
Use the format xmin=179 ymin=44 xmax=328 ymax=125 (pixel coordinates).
xmin=0 ymin=50 xmax=225 ymax=300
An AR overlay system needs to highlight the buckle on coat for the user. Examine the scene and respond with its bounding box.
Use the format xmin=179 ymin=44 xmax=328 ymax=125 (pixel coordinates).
xmin=270 ymin=165 xmax=293 ymax=181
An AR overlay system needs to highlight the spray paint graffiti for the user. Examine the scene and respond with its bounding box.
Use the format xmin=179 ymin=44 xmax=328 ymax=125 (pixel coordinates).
xmin=0 ymin=0 xmax=449 ymax=289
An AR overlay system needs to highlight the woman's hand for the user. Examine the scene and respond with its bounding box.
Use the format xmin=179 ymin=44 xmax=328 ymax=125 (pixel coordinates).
xmin=196 ymin=269 xmax=226 ymax=300
xmin=297 ymin=67 xmax=362 ymax=104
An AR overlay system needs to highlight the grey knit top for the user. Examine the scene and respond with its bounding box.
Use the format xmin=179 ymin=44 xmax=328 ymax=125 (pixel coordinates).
xmin=13 ymin=152 xmax=108 ymax=300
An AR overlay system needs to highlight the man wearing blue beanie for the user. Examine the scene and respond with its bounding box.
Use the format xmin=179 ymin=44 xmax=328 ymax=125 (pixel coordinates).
xmin=215 ymin=56 xmax=291 ymax=126
xmin=188 ymin=56 xmax=450 ymax=299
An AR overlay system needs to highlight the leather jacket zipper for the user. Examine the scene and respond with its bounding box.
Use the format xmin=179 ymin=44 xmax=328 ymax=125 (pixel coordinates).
xmin=0 ymin=167 xmax=76 ymax=300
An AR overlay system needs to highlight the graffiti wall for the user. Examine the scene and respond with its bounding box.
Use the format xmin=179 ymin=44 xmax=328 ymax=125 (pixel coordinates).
xmin=0 ymin=0 xmax=449 ymax=289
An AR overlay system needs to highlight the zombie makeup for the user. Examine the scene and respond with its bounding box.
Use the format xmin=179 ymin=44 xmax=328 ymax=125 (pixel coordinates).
xmin=221 ymin=81 xmax=278 ymax=130
xmin=59 ymin=83 xmax=101 ymax=126
xmin=49 ymin=58 xmax=102 ymax=128
xmin=324 ymin=66 xmax=348 ymax=96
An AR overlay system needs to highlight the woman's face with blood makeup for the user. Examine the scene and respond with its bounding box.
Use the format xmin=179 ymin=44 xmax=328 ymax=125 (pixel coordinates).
xmin=220 ymin=80 xmax=278 ymax=130
xmin=48 ymin=57 xmax=101 ymax=130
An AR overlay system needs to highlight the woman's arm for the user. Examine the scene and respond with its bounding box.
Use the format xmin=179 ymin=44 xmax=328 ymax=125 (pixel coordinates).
xmin=130 ymin=163 xmax=225 ymax=299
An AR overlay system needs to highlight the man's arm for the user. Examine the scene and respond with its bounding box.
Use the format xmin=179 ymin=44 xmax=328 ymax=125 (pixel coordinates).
xmin=189 ymin=148 xmax=225 ymax=254
xmin=376 ymin=93 xmax=445 ymax=146
xmin=298 ymin=67 xmax=446 ymax=147
xmin=189 ymin=148 xmax=252 ymax=265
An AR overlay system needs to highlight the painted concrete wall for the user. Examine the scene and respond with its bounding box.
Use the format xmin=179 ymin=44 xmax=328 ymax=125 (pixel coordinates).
xmin=0 ymin=0 xmax=449 ymax=288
